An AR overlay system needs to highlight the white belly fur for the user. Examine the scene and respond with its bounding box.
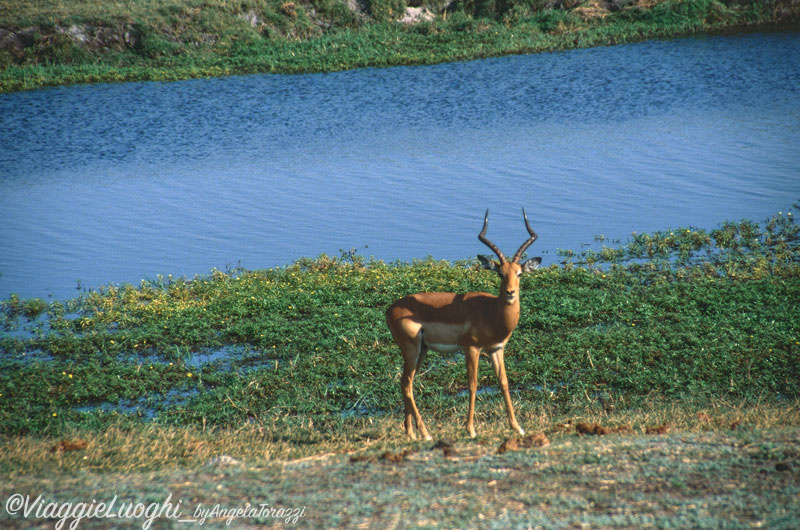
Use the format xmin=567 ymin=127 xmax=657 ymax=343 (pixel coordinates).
xmin=425 ymin=342 xmax=462 ymax=353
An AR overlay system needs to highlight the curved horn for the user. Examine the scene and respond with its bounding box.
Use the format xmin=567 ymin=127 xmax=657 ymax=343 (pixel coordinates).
xmin=512 ymin=208 xmax=538 ymax=263
xmin=478 ymin=209 xmax=506 ymax=263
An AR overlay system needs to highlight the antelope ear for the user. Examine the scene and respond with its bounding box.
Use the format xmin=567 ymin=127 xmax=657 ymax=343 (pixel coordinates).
xmin=477 ymin=254 xmax=500 ymax=272
xmin=522 ymin=257 xmax=542 ymax=273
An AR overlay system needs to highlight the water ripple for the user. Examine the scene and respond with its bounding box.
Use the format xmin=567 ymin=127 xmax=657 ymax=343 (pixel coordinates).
xmin=1 ymin=31 xmax=799 ymax=299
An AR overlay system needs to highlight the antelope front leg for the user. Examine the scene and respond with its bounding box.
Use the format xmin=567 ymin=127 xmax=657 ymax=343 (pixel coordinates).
xmin=465 ymin=346 xmax=480 ymax=438
xmin=489 ymin=347 xmax=524 ymax=436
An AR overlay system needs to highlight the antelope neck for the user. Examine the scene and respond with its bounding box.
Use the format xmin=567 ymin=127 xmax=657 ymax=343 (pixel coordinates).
xmin=493 ymin=294 xmax=520 ymax=332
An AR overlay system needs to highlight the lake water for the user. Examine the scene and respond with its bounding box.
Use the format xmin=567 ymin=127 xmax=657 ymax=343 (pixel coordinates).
xmin=1 ymin=31 xmax=799 ymax=300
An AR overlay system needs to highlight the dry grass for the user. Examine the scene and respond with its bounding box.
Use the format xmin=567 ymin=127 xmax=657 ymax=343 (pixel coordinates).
xmin=1 ymin=0 xmax=205 ymax=25
xmin=3 ymin=399 xmax=798 ymax=477
xmin=2 ymin=417 xmax=798 ymax=528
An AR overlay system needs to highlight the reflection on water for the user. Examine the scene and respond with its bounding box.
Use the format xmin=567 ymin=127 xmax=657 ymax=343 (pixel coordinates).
xmin=1 ymin=31 xmax=799 ymax=299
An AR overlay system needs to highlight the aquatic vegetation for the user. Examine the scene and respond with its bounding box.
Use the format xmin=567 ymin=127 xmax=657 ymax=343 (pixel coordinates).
xmin=0 ymin=210 xmax=797 ymax=445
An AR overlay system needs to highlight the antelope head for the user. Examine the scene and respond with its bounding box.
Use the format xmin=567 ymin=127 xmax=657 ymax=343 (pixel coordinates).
xmin=477 ymin=208 xmax=542 ymax=304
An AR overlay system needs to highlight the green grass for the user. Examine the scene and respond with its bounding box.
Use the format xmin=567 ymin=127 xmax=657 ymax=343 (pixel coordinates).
xmin=1 ymin=209 xmax=798 ymax=439
xmin=1 ymin=209 xmax=798 ymax=527
xmin=1 ymin=0 xmax=799 ymax=92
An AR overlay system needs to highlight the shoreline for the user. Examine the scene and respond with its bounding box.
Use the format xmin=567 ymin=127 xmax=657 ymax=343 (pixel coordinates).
xmin=2 ymin=0 xmax=799 ymax=93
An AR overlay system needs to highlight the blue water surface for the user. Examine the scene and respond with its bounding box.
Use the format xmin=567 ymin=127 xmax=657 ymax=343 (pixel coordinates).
xmin=1 ymin=31 xmax=799 ymax=299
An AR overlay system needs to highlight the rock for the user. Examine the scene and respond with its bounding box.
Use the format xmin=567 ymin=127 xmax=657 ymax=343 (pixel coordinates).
xmin=0 ymin=28 xmax=18 ymax=53
xmin=380 ymin=451 xmax=404 ymax=462
xmin=442 ymin=446 xmax=460 ymax=458
xmin=400 ymin=7 xmax=435 ymax=25
xmin=62 ymin=24 xmax=88 ymax=44
xmin=239 ymin=10 xmax=260 ymax=28
xmin=576 ymin=422 xmax=610 ymax=435
xmin=1 ymin=23 xmax=144 ymax=55
xmin=380 ymin=448 xmax=416 ymax=463
xmin=206 ymin=455 xmax=241 ymax=467
xmin=645 ymin=423 xmax=670 ymax=435
xmin=346 ymin=0 xmax=369 ymax=16
xmin=521 ymin=432 xmax=550 ymax=448
xmin=123 ymin=28 xmax=142 ymax=50
xmin=432 ymin=438 xmax=454 ymax=449
xmin=0 ymin=27 xmax=36 ymax=55
xmin=498 ymin=432 xmax=550 ymax=454
xmin=497 ymin=437 xmax=520 ymax=454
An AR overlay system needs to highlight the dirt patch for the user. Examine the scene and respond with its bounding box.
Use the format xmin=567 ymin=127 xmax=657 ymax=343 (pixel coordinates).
xmin=4 ymin=428 xmax=797 ymax=528
xmin=49 ymin=439 xmax=88 ymax=453
xmin=497 ymin=432 xmax=550 ymax=453
xmin=575 ymin=421 xmax=635 ymax=435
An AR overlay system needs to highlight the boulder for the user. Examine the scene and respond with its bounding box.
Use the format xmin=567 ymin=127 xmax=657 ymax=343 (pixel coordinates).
xmin=400 ymin=7 xmax=435 ymax=25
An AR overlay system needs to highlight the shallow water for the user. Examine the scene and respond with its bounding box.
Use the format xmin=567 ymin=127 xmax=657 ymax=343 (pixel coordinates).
xmin=1 ymin=31 xmax=799 ymax=300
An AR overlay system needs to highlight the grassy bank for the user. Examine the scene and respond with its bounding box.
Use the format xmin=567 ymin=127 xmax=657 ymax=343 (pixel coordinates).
xmin=1 ymin=210 xmax=799 ymax=526
xmin=1 ymin=0 xmax=799 ymax=92
xmin=1 ymin=209 xmax=798 ymax=436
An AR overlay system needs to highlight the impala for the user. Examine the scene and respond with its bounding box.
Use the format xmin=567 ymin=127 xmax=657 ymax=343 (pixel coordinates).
xmin=386 ymin=209 xmax=541 ymax=440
